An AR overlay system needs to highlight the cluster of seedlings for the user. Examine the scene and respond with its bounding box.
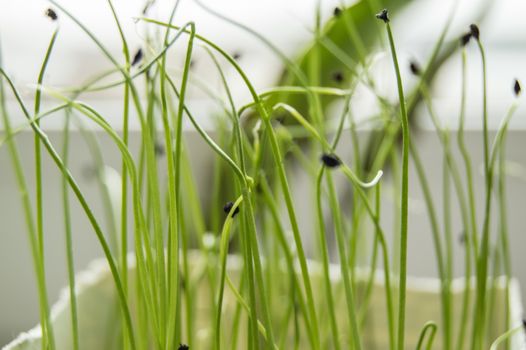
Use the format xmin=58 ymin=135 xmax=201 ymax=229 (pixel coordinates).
xmin=0 ymin=1 xmax=524 ymax=350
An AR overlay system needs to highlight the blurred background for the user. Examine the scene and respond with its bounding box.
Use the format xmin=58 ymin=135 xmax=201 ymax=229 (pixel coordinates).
xmin=1 ymin=0 xmax=525 ymax=345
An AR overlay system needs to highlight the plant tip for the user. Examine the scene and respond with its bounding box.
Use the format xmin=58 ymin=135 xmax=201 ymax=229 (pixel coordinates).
xmin=333 ymin=7 xmax=342 ymax=17
xmin=375 ymin=9 xmax=389 ymax=23
xmin=81 ymin=164 xmax=98 ymax=182
xmin=514 ymin=79 xmax=521 ymax=97
xmin=223 ymin=201 xmax=240 ymax=217
xmin=460 ymin=33 xmax=472 ymax=47
xmin=275 ymin=113 xmax=286 ymax=124
xmin=458 ymin=231 xmax=466 ymax=245
xmin=321 ymin=153 xmax=342 ymax=168
xmin=142 ymin=0 xmax=155 ymax=15
xmin=154 ymin=141 xmax=165 ymax=156
xmin=409 ymin=60 xmax=421 ymax=76
xmin=131 ymin=48 xmax=143 ymax=67
xmin=45 ymin=8 xmax=58 ymax=21
xmin=332 ymin=70 xmax=344 ymax=83
xmin=469 ymin=24 xmax=480 ymax=40
xmin=178 ymin=344 xmax=189 ymax=350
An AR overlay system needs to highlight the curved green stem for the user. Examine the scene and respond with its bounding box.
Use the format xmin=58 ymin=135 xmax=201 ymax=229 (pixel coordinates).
xmin=489 ymin=325 xmax=523 ymax=350
xmin=237 ymin=86 xmax=349 ymax=116
xmin=415 ymin=321 xmax=438 ymax=350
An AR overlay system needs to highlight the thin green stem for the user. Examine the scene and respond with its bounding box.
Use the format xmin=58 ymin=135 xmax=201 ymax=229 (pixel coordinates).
xmin=498 ymin=133 xmax=511 ymax=350
xmin=456 ymin=63 xmax=479 ymax=347
xmin=224 ymin=276 xmax=277 ymax=348
xmin=163 ymin=75 xmax=244 ymax=181
xmin=382 ymin=20 xmax=410 ymax=350
xmin=237 ymin=195 xmax=260 ymax=350
xmin=314 ymin=169 xmax=342 ymax=350
xmin=157 ymin=6 xmax=185 ymax=347
xmin=105 ymin=2 xmax=132 ymax=347
xmin=443 ymin=135 xmax=453 ymax=350
xmin=60 ymin=112 xmax=80 ymax=350
xmin=487 ymin=101 xmax=519 ymax=349
xmin=33 ymin=28 xmax=59 ymax=350
xmin=358 ymin=184 xmax=380 ymax=326
xmin=215 ymin=196 xmax=243 ymax=349
xmin=472 ymin=37 xmax=491 ymax=350
xmin=457 ymin=49 xmax=479 ymax=260
xmin=326 ymin=171 xmax=363 ymax=350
